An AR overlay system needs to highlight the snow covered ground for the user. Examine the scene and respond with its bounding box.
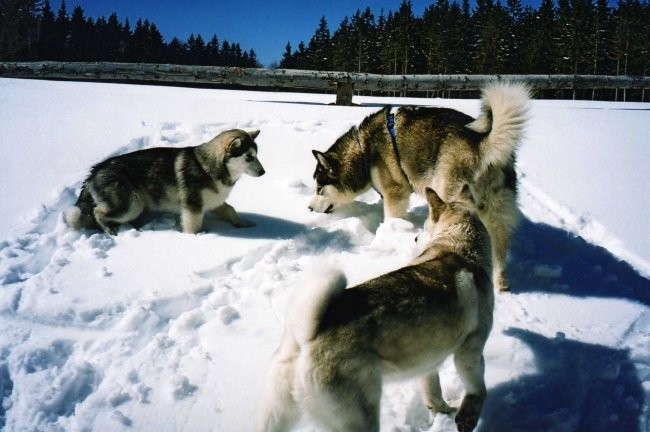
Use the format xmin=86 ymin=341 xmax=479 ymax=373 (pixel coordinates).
xmin=0 ymin=78 xmax=648 ymax=432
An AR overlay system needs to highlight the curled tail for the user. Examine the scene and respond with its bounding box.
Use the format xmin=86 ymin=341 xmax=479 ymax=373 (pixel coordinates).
xmin=467 ymin=81 xmax=530 ymax=171
xmin=286 ymin=265 xmax=347 ymax=346
xmin=63 ymin=185 xmax=99 ymax=231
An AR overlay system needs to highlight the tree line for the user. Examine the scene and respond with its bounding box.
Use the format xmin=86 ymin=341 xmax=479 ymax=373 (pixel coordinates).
xmin=0 ymin=0 xmax=259 ymax=67
xmin=279 ymin=0 xmax=649 ymax=78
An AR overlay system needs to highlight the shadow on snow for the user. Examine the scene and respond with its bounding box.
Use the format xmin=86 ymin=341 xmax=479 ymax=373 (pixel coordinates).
xmin=479 ymin=328 xmax=644 ymax=432
xmin=509 ymin=218 xmax=650 ymax=307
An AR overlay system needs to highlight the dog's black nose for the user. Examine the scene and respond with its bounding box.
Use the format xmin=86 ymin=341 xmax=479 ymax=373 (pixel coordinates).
xmin=259 ymin=168 xmax=266 ymax=176
xmin=308 ymin=206 xmax=314 ymax=212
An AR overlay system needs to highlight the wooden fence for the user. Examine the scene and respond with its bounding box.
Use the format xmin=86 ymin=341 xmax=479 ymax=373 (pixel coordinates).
xmin=1 ymin=61 xmax=648 ymax=104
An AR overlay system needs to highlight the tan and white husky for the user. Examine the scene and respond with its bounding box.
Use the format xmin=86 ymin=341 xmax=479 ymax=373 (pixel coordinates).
xmin=258 ymin=188 xmax=494 ymax=432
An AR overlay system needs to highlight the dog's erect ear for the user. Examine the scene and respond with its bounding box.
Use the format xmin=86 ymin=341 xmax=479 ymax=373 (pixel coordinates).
xmin=230 ymin=137 xmax=242 ymax=148
xmin=248 ymin=130 xmax=260 ymax=139
xmin=228 ymin=137 xmax=245 ymax=156
xmin=312 ymin=150 xmax=332 ymax=171
xmin=425 ymin=187 xmax=445 ymax=221
xmin=459 ymin=184 xmax=474 ymax=204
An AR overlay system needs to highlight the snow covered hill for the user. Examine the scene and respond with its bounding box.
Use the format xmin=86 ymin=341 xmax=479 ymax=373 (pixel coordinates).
xmin=0 ymin=78 xmax=648 ymax=432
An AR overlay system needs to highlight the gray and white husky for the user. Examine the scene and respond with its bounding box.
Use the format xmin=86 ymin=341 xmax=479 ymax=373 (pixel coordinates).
xmin=257 ymin=188 xmax=494 ymax=432
xmin=64 ymin=129 xmax=265 ymax=234
xmin=309 ymin=82 xmax=529 ymax=291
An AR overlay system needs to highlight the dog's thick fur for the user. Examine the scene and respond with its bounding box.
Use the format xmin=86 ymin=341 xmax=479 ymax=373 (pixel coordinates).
xmin=64 ymin=129 xmax=264 ymax=234
xmin=309 ymin=82 xmax=529 ymax=291
xmin=257 ymin=188 xmax=494 ymax=432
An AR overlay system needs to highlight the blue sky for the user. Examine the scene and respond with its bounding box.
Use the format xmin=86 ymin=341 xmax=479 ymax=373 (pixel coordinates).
xmin=65 ymin=0 xmax=459 ymax=66
xmin=68 ymin=0 xmax=520 ymax=67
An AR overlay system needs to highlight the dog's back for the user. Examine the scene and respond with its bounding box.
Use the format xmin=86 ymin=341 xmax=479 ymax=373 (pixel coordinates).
xmin=64 ymin=146 xmax=189 ymax=231
xmin=258 ymin=189 xmax=494 ymax=432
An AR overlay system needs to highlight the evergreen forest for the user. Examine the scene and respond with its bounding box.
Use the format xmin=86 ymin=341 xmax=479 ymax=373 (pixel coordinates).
xmin=1 ymin=0 xmax=648 ymax=78
xmin=0 ymin=0 xmax=259 ymax=67
xmin=280 ymin=0 xmax=649 ymax=77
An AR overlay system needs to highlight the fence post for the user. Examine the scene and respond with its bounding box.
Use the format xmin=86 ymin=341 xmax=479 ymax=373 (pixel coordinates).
xmin=336 ymin=81 xmax=354 ymax=106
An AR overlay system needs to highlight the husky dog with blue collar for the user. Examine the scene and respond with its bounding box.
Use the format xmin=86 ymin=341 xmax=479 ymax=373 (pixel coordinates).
xmin=309 ymin=82 xmax=529 ymax=292
xmin=257 ymin=188 xmax=493 ymax=432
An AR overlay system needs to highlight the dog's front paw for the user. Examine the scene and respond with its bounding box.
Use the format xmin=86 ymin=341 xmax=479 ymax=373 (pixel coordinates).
xmin=430 ymin=402 xmax=455 ymax=415
xmin=233 ymin=219 xmax=255 ymax=228
xmin=455 ymin=413 xmax=479 ymax=432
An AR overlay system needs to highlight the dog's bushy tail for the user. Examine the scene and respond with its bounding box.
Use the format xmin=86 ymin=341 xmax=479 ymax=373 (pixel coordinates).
xmin=467 ymin=81 xmax=530 ymax=171
xmin=286 ymin=265 xmax=347 ymax=346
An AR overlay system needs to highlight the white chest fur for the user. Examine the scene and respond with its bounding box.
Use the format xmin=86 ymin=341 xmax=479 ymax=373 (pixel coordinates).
xmin=201 ymin=183 xmax=232 ymax=211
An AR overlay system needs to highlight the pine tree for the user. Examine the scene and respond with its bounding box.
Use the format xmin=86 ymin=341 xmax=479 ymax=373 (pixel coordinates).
xmin=505 ymin=0 xmax=525 ymax=72
xmin=555 ymin=0 xmax=594 ymax=74
xmin=370 ymin=8 xmax=385 ymax=73
xmin=591 ymin=0 xmax=612 ymax=75
xmin=332 ymin=16 xmax=354 ymax=71
xmin=67 ymin=5 xmax=88 ymax=61
xmin=307 ymin=16 xmax=332 ymax=70
xmin=166 ymin=37 xmax=186 ymax=64
xmin=121 ymin=18 xmax=132 ymax=61
xmin=392 ymin=1 xmax=417 ymax=74
xmin=207 ymin=34 xmax=220 ymax=65
xmin=474 ymin=0 xmax=510 ymax=73
xmin=37 ymin=0 xmax=57 ymax=59
xmin=0 ymin=0 xmax=40 ymax=60
xmin=350 ymin=8 xmax=377 ymax=73
xmin=188 ymin=33 xmax=207 ymax=65
xmin=147 ymin=22 xmax=165 ymax=62
xmin=279 ymin=41 xmax=294 ymax=68
xmin=221 ymin=40 xmax=232 ymax=65
xmin=447 ymin=0 xmax=471 ymax=73
xmin=421 ymin=0 xmax=449 ymax=73
xmin=104 ymin=13 xmax=124 ymax=61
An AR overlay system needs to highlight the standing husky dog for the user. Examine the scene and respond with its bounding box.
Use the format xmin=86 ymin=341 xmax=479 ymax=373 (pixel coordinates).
xmin=64 ymin=129 xmax=265 ymax=234
xmin=309 ymin=82 xmax=529 ymax=291
xmin=257 ymin=188 xmax=494 ymax=432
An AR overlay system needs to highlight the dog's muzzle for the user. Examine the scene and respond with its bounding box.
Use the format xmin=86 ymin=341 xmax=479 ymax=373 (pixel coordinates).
xmin=308 ymin=195 xmax=334 ymax=214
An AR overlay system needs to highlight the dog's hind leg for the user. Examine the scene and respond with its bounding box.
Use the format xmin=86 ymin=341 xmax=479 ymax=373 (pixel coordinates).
xmin=490 ymin=225 xmax=513 ymax=292
xmin=487 ymin=212 xmax=519 ymax=292
xmin=479 ymin=188 xmax=520 ymax=292
xmin=256 ymin=338 xmax=301 ymax=432
xmin=453 ymin=334 xmax=488 ymax=432
xmin=421 ymin=371 xmax=453 ymax=415
xmin=255 ymin=376 xmax=299 ymax=432
xmin=92 ymin=190 xmax=145 ymax=235
xmin=308 ymin=366 xmax=382 ymax=432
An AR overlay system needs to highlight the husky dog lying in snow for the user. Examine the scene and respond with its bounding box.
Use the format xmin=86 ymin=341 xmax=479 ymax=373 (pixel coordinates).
xmin=257 ymin=188 xmax=494 ymax=432
xmin=64 ymin=129 xmax=265 ymax=234
xmin=308 ymin=82 xmax=529 ymax=291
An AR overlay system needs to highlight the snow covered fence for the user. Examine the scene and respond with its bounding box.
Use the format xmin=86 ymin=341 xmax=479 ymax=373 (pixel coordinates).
xmin=1 ymin=61 xmax=649 ymax=104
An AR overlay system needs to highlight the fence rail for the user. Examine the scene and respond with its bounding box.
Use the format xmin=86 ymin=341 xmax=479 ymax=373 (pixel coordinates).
xmin=1 ymin=61 xmax=648 ymax=104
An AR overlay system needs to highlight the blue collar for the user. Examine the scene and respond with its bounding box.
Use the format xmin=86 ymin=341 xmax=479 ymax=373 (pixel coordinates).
xmin=387 ymin=113 xmax=398 ymax=145
xmin=386 ymin=111 xmax=410 ymax=186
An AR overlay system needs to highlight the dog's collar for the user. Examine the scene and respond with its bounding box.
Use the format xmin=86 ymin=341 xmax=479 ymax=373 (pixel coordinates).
xmin=386 ymin=109 xmax=411 ymax=187
xmin=387 ymin=112 xmax=398 ymax=145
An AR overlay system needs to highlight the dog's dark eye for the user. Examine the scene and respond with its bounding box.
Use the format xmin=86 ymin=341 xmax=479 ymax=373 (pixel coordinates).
xmin=316 ymin=186 xmax=323 ymax=195
xmin=245 ymin=154 xmax=254 ymax=162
